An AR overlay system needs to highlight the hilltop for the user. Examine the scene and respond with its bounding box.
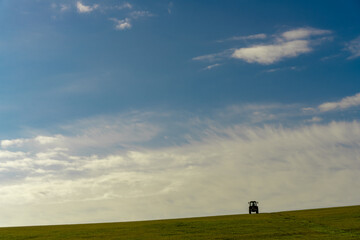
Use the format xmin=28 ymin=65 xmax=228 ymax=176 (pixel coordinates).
xmin=1 ymin=205 xmax=359 ymax=239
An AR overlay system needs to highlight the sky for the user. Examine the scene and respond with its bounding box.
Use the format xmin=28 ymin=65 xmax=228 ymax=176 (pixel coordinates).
xmin=0 ymin=0 xmax=359 ymax=227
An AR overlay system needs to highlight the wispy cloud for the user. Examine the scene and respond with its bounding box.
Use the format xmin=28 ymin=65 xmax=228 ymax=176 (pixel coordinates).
xmin=109 ymin=9 xmax=154 ymax=30
xmin=232 ymin=28 xmax=331 ymax=64
xmin=192 ymin=49 xmax=234 ymax=62
xmin=203 ymin=63 xmax=221 ymax=70
xmin=130 ymin=10 xmax=154 ymax=19
xmin=76 ymin=1 xmax=99 ymax=13
xmin=194 ymin=27 xmax=332 ymax=65
xmin=264 ymin=66 xmax=298 ymax=73
xmin=232 ymin=40 xmax=312 ymax=64
xmin=218 ymin=103 xmax=297 ymax=124
xmin=0 ymin=98 xmax=359 ymax=226
xmin=346 ymin=36 xmax=360 ymax=59
xmin=305 ymin=116 xmax=322 ymax=123
xmin=1 ymin=138 xmax=26 ymax=148
xmin=60 ymin=4 xmax=70 ymax=12
xmin=318 ymin=92 xmax=360 ymax=112
xmin=110 ymin=18 xmax=132 ymax=30
xmin=0 ymin=111 xmax=360 ymax=226
xmin=51 ymin=3 xmax=70 ymax=12
xmin=281 ymin=28 xmax=332 ymax=41
xmin=115 ymin=2 xmax=133 ymax=10
xmin=218 ymin=33 xmax=267 ymax=42
xmin=321 ymin=53 xmax=342 ymax=61
xmin=54 ymin=1 xmax=151 ymax=31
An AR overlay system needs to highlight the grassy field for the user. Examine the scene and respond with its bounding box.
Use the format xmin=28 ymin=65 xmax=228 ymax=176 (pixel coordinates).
xmin=0 ymin=205 xmax=359 ymax=239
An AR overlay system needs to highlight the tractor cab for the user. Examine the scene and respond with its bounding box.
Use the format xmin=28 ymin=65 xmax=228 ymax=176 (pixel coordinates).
xmin=248 ymin=201 xmax=259 ymax=214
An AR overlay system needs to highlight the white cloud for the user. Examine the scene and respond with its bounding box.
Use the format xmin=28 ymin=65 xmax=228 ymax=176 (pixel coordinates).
xmin=35 ymin=135 xmax=62 ymax=145
xmin=115 ymin=2 xmax=132 ymax=10
xmin=265 ymin=68 xmax=280 ymax=73
xmin=130 ymin=11 xmax=154 ymax=19
xmin=234 ymin=33 xmax=267 ymax=40
xmin=0 ymin=118 xmax=360 ymax=226
xmin=71 ymin=2 xmax=151 ymax=30
xmin=232 ymin=40 xmax=311 ymax=64
xmin=203 ymin=63 xmax=221 ymax=70
xmin=231 ymin=27 xmax=331 ymax=64
xmin=2 ymin=112 xmax=160 ymax=154
xmin=305 ymin=116 xmax=322 ymax=123
xmin=60 ymin=4 xmax=70 ymax=12
xmin=264 ymin=66 xmax=298 ymax=73
xmin=51 ymin=3 xmax=70 ymax=12
xmin=109 ymin=10 xmax=153 ymax=31
xmin=302 ymin=107 xmax=316 ymax=113
xmin=76 ymin=1 xmax=99 ymax=13
xmin=195 ymin=27 xmax=331 ymax=65
xmin=192 ymin=49 xmax=234 ymax=62
xmin=219 ymin=33 xmax=267 ymax=42
xmin=0 ymin=150 xmax=26 ymax=159
xmin=216 ymin=103 xmax=299 ymax=125
xmin=110 ymin=18 xmax=132 ymax=30
xmin=318 ymin=92 xmax=360 ymax=112
xmin=346 ymin=36 xmax=360 ymax=59
xmin=1 ymin=105 xmax=360 ymax=226
xmin=282 ymin=28 xmax=332 ymax=41
xmin=60 ymin=116 xmax=159 ymax=152
xmin=1 ymin=139 xmax=27 ymax=148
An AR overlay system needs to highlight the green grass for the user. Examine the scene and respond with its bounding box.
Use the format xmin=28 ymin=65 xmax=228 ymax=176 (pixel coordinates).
xmin=1 ymin=205 xmax=360 ymax=239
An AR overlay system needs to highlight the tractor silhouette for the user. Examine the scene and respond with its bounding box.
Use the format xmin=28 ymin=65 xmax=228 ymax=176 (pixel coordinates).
xmin=248 ymin=201 xmax=259 ymax=214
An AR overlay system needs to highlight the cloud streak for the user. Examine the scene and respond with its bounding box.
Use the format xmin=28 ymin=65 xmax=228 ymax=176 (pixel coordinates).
xmin=346 ymin=36 xmax=360 ymax=59
xmin=109 ymin=10 xmax=154 ymax=31
xmin=130 ymin=11 xmax=154 ymax=19
xmin=192 ymin=49 xmax=234 ymax=62
xmin=232 ymin=28 xmax=331 ymax=64
xmin=203 ymin=63 xmax=221 ymax=70
xmin=232 ymin=40 xmax=311 ymax=64
xmin=218 ymin=33 xmax=267 ymax=42
xmin=115 ymin=2 xmax=132 ymax=10
xmin=110 ymin=18 xmax=132 ymax=30
xmin=52 ymin=3 xmax=70 ymax=12
xmin=194 ymin=27 xmax=332 ymax=65
xmin=51 ymin=1 xmax=153 ymax=31
xmin=0 ymin=108 xmax=360 ymax=226
xmin=281 ymin=28 xmax=332 ymax=41
xmin=76 ymin=1 xmax=99 ymax=13
xmin=318 ymin=92 xmax=360 ymax=112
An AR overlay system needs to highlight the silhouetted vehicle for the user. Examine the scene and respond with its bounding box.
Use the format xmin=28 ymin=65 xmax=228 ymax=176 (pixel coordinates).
xmin=248 ymin=201 xmax=259 ymax=214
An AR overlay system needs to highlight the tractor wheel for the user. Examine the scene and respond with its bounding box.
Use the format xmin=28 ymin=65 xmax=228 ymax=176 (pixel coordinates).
xmin=256 ymin=210 xmax=259 ymax=214
xmin=249 ymin=210 xmax=251 ymax=214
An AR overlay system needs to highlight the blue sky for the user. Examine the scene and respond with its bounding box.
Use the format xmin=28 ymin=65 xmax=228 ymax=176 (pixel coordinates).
xmin=0 ymin=0 xmax=360 ymax=226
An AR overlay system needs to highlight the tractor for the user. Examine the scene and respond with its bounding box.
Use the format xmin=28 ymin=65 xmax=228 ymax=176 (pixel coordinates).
xmin=248 ymin=201 xmax=259 ymax=214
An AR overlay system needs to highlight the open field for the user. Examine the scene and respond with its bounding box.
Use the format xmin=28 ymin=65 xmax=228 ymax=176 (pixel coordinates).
xmin=0 ymin=205 xmax=359 ymax=239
